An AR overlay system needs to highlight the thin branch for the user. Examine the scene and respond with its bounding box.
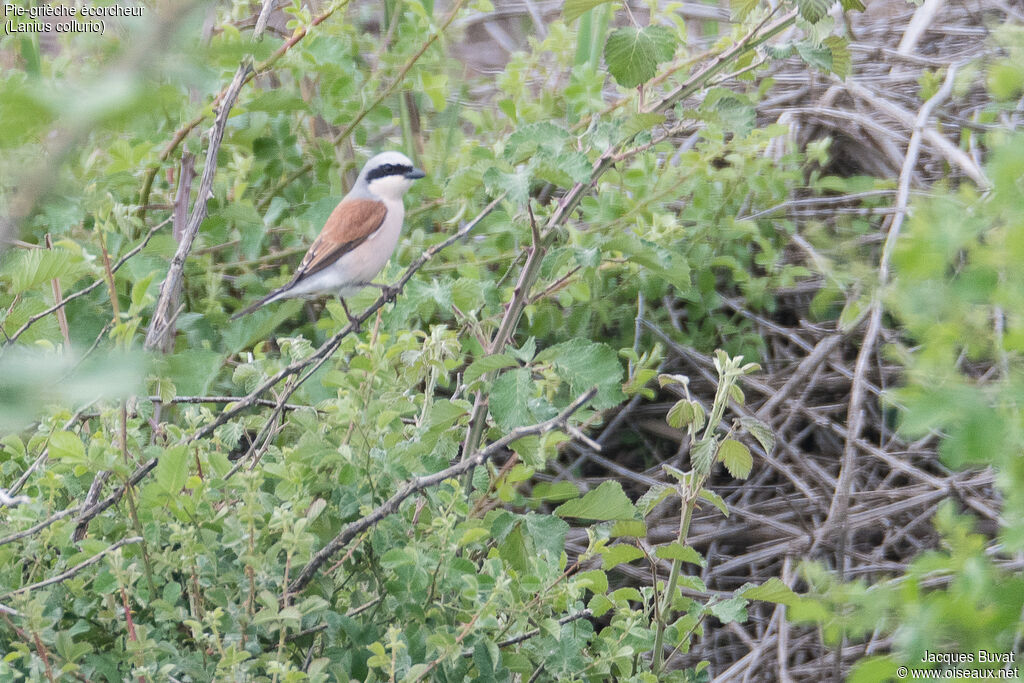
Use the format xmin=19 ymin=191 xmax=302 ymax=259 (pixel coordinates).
xmin=2 ymin=216 xmax=172 ymax=348
xmin=1 ymin=536 xmax=142 ymax=599
xmin=192 ymin=194 xmax=505 ymax=443
xmin=145 ymin=56 xmax=252 ymax=351
xmin=149 ymin=395 xmax=313 ymax=411
xmin=137 ymin=0 xmax=354 ymax=219
xmin=460 ymin=609 xmax=594 ymax=657
xmin=288 ymin=388 xmax=597 ymax=595
xmin=0 ymin=507 xmax=81 ymax=548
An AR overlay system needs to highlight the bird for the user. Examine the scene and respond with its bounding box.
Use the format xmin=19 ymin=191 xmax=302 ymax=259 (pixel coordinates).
xmin=231 ymin=151 xmax=425 ymax=323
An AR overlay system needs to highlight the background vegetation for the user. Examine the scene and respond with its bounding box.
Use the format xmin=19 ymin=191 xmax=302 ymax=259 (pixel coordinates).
xmin=1 ymin=0 xmax=1021 ymax=680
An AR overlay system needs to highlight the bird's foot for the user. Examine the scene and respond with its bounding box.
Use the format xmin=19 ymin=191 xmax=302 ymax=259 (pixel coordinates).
xmin=368 ymin=282 xmax=399 ymax=303
xmin=340 ymin=298 xmax=361 ymax=332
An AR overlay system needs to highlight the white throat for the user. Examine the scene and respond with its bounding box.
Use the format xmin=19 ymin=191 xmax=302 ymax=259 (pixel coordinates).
xmin=367 ymin=175 xmax=414 ymax=202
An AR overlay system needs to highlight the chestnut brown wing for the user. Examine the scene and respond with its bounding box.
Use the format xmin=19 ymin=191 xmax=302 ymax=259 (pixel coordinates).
xmin=293 ymin=198 xmax=388 ymax=280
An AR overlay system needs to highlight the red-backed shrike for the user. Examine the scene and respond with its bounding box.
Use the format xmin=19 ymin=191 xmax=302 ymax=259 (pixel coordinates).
xmin=232 ymin=151 xmax=425 ymax=321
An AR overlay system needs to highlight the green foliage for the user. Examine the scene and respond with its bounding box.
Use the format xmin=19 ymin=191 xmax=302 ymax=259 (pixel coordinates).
xmin=789 ymin=62 xmax=1024 ymax=675
xmin=603 ymin=25 xmax=677 ymax=89
xmin=0 ymin=0 xmax=858 ymax=678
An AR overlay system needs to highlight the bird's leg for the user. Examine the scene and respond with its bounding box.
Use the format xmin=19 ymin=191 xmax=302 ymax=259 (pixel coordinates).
xmin=339 ymin=297 xmax=360 ymax=332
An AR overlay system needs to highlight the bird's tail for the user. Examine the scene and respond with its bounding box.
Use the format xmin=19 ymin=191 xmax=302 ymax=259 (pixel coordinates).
xmin=230 ymin=286 xmax=290 ymax=321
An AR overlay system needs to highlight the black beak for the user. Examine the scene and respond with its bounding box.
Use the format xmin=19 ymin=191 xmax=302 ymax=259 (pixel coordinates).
xmin=405 ymin=167 xmax=426 ymax=180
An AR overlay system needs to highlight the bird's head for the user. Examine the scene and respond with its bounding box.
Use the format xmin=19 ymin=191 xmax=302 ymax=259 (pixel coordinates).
xmin=358 ymin=151 xmax=426 ymax=201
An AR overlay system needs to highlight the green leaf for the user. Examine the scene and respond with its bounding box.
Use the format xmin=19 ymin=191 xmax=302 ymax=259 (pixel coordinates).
xmin=658 ymin=373 xmax=689 ymax=389
xmin=589 ymin=594 xmax=614 ymax=617
xmin=499 ymin=524 xmax=530 ymax=573
xmin=524 ymin=513 xmax=570 ymax=560
xmin=554 ymin=480 xmax=638 ymax=520
xmin=655 ymin=542 xmax=705 ymax=567
xmin=603 ymin=25 xmax=677 ymax=89
xmin=636 ymin=483 xmax=675 ymax=516
xmin=464 ymin=353 xmax=518 ymax=384
xmin=2 ymin=248 xmax=75 ymax=295
xmin=610 ymin=520 xmax=647 ymax=538
xmin=739 ymin=416 xmax=775 ymax=454
xmin=731 ymin=0 xmax=760 ymax=20
xmin=698 ymin=488 xmax=729 ymax=517
xmin=718 ymin=439 xmax=753 ymax=479
xmin=824 ymin=35 xmax=851 ymax=79
xmin=795 ymin=42 xmax=833 ymax=73
xmin=156 ymin=445 xmax=189 ymax=495
xmin=667 ymin=400 xmax=695 ymax=429
xmin=795 ymin=0 xmax=833 ymax=23
xmin=535 ymin=338 xmax=625 ymax=409
xmin=703 ymin=89 xmax=756 ymax=137
xmin=848 ymin=656 xmax=901 ymax=683
xmin=576 ymin=569 xmax=608 ymax=594
xmin=988 ymin=61 xmax=1024 ymax=101
xmin=600 ymin=543 xmax=644 ymax=570
xmin=563 ymin=0 xmax=616 ymax=23
xmin=709 ymin=596 xmax=748 ymax=624
xmin=48 ymin=431 xmax=85 ymax=461
xmin=531 ymin=481 xmax=580 ymax=503
xmin=490 ymin=368 xmax=534 ymax=431
xmin=839 ymin=0 xmax=865 ymax=10
xmin=691 ymin=437 xmax=717 ymax=476
xmin=458 ymin=527 xmax=489 ymax=547
xmin=739 ymin=577 xmax=802 ymax=606
xmin=621 ymin=112 xmax=666 ymax=140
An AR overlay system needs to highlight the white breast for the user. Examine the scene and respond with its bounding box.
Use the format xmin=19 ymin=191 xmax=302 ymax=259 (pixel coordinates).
xmin=331 ymin=198 xmax=405 ymax=297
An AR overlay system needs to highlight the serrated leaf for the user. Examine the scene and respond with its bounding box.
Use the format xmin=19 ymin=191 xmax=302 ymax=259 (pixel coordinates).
xmin=531 ymin=481 xmax=580 ymax=502
xmin=621 ymin=112 xmax=666 ymax=140
xmin=589 ymin=593 xmax=614 ymax=617
xmin=636 ymin=483 xmax=674 ymax=516
xmin=554 ymin=480 xmax=638 ymax=521
xmin=603 ymin=25 xmax=677 ymax=89
xmin=535 ymin=338 xmax=624 ymax=409
xmin=655 ymin=542 xmax=705 ymax=567
xmin=824 ymin=35 xmax=851 ymax=79
xmin=710 ymin=596 xmax=748 ymax=623
xmin=840 ymin=0 xmax=864 ymax=10
xmin=718 ymin=439 xmax=753 ymax=479
xmin=768 ymin=43 xmax=796 ymax=60
xmin=490 ymin=368 xmax=534 ymax=431
xmin=732 ymin=0 xmax=760 ymax=20
xmin=796 ymin=41 xmax=833 ymax=73
xmin=563 ymin=0 xmax=616 ymax=23
xmin=504 ymin=122 xmax=570 ymax=165
xmin=156 ymin=445 xmax=189 ymax=494
xmin=464 ymin=354 xmax=518 ymax=384
xmin=691 ymin=402 xmax=707 ymax=432
xmin=576 ymin=569 xmax=608 ymax=594
xmin=667 ymin=400 xmax=695 ymax=429
xmin=2 ymin=248 xmax=74 ymax=295
xmin=739 ymin=416 xmax=775 ymax=454
xmin=499 ymin=524 xmax=529 ymax=573
xmin=739 ymin=577 xmax=802 ymax=606
xmin=703 ymin=89 xmax=756 ymax=136
xmin=699 ymin=488 xmax=729 ymax=517
xmin=795 ymin=0 xmax=832 ymax=23
xmin=691 ymin=438 xmax=717 ymax=476
xmin=600 ymin=543 xmax=644 ymax=569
